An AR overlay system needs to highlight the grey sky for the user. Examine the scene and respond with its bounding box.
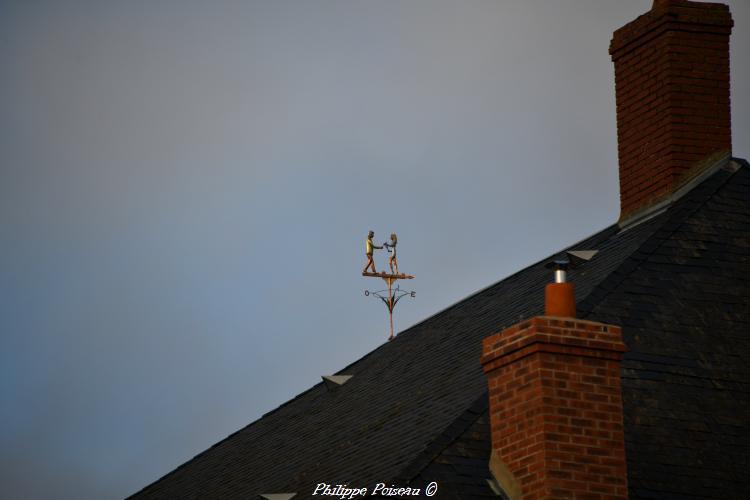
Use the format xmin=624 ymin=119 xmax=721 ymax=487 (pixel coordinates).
xmin=1 ymin=1 xmax=748 ymax=498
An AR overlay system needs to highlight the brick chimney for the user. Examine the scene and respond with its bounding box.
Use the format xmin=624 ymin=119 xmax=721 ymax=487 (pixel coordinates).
xmin=610 ymin=0 xmax=733 ymax=220
xmin=481 ymin=283 xmax=627 ymax=497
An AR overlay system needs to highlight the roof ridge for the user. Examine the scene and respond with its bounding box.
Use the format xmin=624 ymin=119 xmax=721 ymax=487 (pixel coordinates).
xmin=578 ymin=159 xmax=744 ymax=319
xmin=133 ymin=156 xmax=747 ymax=498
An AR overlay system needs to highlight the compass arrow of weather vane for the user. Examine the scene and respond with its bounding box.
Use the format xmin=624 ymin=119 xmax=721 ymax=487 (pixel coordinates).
xmin=361 ymin=231 xmax=415 ymax=341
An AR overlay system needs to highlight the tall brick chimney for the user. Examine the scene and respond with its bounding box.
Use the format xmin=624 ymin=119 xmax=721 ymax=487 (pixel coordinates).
xmin=610 ymin=0 xmax=733 ymax=220
xmin=481 ymin=271 xmax=627 ymax=497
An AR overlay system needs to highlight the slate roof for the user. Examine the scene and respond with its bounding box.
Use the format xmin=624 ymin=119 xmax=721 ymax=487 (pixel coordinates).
xmin=131 ymin=158 xmax=750 ymax=499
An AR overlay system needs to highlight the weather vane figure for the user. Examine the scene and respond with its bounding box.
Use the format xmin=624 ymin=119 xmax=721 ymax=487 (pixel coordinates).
xmin=362 ymin=230 xmax=414 ymax=341
xmin=384 ymin=233 xmax=399 ymax=274
xmin=362 ymin=230 xmax=383 ymax=274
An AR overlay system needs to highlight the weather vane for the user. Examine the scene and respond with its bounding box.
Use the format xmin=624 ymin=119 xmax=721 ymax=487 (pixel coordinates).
xmin=362 ymin=230 xmax=415 ymax=341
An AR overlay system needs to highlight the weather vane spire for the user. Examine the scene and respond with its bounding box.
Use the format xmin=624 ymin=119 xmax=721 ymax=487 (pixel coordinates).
xmin=362 ymin=230 xmax=415 ymax=341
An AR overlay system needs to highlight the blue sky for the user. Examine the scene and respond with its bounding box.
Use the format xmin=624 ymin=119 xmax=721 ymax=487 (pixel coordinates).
xmin=1 ymin=1 xmax=748 ymax=498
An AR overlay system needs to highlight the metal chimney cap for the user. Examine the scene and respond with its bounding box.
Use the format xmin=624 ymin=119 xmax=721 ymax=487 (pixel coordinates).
xmin=545 ymin=250 xmax=599 ymax=271
xmin=545 ymin=256 xmax=571 ymax=271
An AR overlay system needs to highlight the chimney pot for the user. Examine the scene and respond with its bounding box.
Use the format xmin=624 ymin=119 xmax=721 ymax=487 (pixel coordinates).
xmin=544 ymin=282 xmax=575 ymax=317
